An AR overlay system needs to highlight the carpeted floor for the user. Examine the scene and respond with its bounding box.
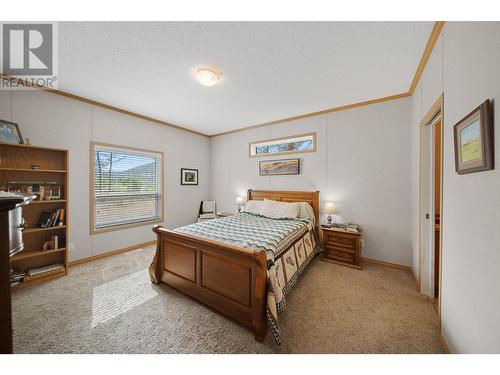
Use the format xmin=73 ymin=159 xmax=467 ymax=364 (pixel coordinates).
xmin=12 ymin=246 xmax=444 ymax=353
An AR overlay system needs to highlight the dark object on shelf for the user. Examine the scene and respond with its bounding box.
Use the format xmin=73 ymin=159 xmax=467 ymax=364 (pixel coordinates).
xmin=58 ymin=232 xmax=66 ymax=249
xmin=36 ymin=211 xmax=51 ymax=228
xmin=30 ymin=164 xmax=41 ymax=170
xmin=0 ymin=119 xmax=24 ymax=145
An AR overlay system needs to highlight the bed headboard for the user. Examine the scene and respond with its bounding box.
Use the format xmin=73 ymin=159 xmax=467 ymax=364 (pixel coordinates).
xmin=247 ymin=189 xmax=320 ymax=236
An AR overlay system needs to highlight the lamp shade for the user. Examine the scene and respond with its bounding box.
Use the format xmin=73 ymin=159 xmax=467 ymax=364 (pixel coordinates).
xmin=323 ymin=202 xmax=335 ymax=214
xmin=235 ymin=196 xmax=245 ymax=204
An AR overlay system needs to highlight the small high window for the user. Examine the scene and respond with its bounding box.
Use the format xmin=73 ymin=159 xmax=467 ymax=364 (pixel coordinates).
xmin=249 ymin=133 xmax=316 ymax=157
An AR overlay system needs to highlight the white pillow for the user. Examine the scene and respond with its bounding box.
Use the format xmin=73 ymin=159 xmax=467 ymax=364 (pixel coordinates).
xmin=261 ymin=199 xmax=299 ymax=219
xmin=243 ymin=200 xmax=265 ymax=215
xmin=297 ymin=202 xmax=316 ymax=224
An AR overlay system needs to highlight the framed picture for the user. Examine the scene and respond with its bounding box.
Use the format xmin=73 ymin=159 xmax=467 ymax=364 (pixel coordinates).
xmin=259 ymin=158 xmax=300 ymax=175
xmin=181 ymin=168 xmax=199 ymax=185
xmin=0 ymin=120 xmax=24 ymax=144
xmin=453 ymin=99 xmax=494 ymax=174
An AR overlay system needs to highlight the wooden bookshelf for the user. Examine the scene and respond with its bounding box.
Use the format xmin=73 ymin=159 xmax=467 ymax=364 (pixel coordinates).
xmin=0 ymin=142 xmax=69 ymax=289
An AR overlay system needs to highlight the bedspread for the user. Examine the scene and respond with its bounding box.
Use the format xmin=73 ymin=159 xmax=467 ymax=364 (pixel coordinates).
xmin=175 ymin=212 xmax=319 ymax=344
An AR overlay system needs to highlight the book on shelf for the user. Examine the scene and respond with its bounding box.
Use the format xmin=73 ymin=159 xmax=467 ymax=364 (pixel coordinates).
xmin=36 ymin=209 xmax=65 ymax=228
xmin=27 ymin=263 xmax=65 ymax=277
xmin=10 ymin=268 xmax=26 ymax=285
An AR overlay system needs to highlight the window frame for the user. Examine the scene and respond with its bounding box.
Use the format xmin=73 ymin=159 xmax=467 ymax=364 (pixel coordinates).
xmin=248 ymin=132 xmax=317 ymax=158
xmin=89 ymin=141 xmax=164 ymax=235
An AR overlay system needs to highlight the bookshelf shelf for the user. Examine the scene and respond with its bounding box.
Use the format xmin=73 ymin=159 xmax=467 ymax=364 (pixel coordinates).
xmin=0 ymin=142 xmax=69 ymax=289
xmin=0 ymin=168 xmax=67 ymax=173
xmin=30 ymin=199 xmax=67 ymax=205
xmin=11 ymin=268 xmax=67 ymax=290
xmin=11 ymin=248 xmax=66 ymax=261
xmin=23 ymin=225 xmax=66 ymax=234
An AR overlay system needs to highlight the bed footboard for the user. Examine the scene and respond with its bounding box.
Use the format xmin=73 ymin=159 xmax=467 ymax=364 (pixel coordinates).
xmin=150 ymin=225 xmax=268 ymax=342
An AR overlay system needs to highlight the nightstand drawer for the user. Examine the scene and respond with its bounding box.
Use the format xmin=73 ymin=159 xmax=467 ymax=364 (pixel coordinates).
xmin=326 ymin=248 xmax=355 ymax=264
xmin=324 ymin=232 xmax=356 ymax=249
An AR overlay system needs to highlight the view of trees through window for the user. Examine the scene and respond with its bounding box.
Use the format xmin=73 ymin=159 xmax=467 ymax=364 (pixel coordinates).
xmin=251 ymin=134 xmax=315 ymax=156
xmin=255 ymin=139 xmax=313 ymax=154
xmin=93 ymin=148 xmax=161 ymax=229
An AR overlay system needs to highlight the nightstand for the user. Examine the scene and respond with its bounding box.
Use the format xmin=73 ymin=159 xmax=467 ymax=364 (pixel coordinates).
xmin=321 ymin=227 xmax=363 ymax=270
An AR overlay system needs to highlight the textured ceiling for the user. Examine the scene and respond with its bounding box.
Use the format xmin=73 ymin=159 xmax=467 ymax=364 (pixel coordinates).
xmin=57 ymin=22 xmax=434 ymax=135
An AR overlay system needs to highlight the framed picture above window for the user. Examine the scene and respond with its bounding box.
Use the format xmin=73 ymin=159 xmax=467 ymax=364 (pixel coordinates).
xmin=181 ymin=168 xmax=199 ymax=185
xmin=259 ymin=158 xmax=300 ymax=175
xmin=249 ymin=132 xmax=316 ymax=158
xmin=453 ymin=99 xmax=494 ymax=174
xmin=90 ymin=142 xmax=163 ymax=234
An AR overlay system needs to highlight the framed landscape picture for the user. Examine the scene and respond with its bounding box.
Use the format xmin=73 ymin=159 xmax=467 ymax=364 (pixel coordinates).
xmin=181 ymin=168 xmax=199 ymax=185
xmin=259 ymin=158 xmax=300 ymax=175
xmin=0 ymin=119 xmax=24 ymax=144
xmin=453 ymin=99 xmax=494 ymax=174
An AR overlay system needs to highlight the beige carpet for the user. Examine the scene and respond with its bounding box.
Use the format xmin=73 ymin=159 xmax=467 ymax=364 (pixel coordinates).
xmin=12 ymin=246 xmax=444 ymax=353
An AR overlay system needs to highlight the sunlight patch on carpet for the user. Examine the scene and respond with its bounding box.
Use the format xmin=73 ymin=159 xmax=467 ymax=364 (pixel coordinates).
xmin=91 ymin=268 xmax=157 ymax=328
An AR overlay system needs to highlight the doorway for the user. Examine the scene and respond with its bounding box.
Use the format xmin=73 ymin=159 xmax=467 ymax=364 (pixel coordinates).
xmin=419 ymin=95 xmax=443 ymax=317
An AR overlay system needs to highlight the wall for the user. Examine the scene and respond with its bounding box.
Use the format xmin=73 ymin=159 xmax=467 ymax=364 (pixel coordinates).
xmin=411 ymin=22 xmax=500 ymax=353
xmin=211 ymin=98 xmax=413 ymax=266
xmin=0 ymin=89 xmax=211 ymax=262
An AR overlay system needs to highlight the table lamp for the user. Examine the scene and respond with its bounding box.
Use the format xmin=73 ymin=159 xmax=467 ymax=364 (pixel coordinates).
xmin=323 ymin=201 xmax=335 ymax=227
xmin=235 ymin=196 xmax=245 ymax=212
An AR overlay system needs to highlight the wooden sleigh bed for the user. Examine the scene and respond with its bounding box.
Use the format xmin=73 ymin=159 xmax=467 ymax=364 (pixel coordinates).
xmin=149 ymin=189 xmax=320 ymax=342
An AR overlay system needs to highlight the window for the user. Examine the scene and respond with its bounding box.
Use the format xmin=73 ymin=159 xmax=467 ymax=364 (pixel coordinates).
xmin=249 ymin=132 xmax=316 ymax=157
xmin=90 ymin=142 xmax=163 ymax=233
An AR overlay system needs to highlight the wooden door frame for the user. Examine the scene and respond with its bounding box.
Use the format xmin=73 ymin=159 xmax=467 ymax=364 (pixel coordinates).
xmin=418 ymin=94 xmax=444 ymax=326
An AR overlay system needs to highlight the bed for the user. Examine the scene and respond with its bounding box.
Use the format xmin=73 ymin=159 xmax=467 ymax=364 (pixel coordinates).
xmin=149 ymin=189 xmax=320 ymax=344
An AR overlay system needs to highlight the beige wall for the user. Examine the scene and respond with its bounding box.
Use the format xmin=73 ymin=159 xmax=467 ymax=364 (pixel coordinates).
xmin=0 ymin=89 xmax=211 ymax=262
xmin=411 ymin=22 xmax=500 ymax=353
xmin=211 ymin=98 xmax=414 ymax=266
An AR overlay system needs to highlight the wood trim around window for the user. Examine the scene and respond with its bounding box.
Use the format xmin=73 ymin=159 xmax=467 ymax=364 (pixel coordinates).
xmin=89 ymin=141 xmax=164 ymax=235
xmin=248 ymin=132 xmax=317 ymax=158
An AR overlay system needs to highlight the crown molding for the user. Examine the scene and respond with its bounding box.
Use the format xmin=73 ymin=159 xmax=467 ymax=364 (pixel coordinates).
xmin=0 ymin=73 xmax=209 ymax=137
xmin=408 ymin=21 xmax=445 ymax=95
xmin=210 ymin=92 xmax=411 ymax=137
xmin=2 ymin=22 xmax=444 ymax=138
xmin=210 ymin=21 xmax=445 ymax=137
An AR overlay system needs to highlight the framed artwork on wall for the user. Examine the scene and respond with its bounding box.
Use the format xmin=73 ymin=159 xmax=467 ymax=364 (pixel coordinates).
xmin=453 ymin=99 xmax=494 ymax=174
xmin=181 ymin=168 xmax=199 ymax=185
xmin=259 ymin=158 xmax=300 ymax=175
xmin=0 ymin=120 xmax=24 ymax=144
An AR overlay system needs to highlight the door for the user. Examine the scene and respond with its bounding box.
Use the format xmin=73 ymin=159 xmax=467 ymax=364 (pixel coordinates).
xmin=434 ymin=120 xmax=442 ymax=300
xmin=420 ymin=123 xmax=435 ymax=297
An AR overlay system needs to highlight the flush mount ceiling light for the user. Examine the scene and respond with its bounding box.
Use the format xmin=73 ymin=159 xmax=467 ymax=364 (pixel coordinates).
xmin=194 ymin=67 xmax=222 ymax=87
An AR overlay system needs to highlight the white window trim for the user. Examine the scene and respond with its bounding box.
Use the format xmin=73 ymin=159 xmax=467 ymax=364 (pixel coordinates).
xmin=248 ymin=132 xmax=316 ymax=158
xmin=89 ymin=141 xmax=164 ymax=235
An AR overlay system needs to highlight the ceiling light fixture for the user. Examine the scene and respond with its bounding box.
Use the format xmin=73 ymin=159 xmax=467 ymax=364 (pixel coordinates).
xmin=195 ymin=68 xmax=221 ymax=87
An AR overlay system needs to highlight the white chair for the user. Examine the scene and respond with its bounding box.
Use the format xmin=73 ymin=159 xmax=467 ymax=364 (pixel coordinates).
xmin=197 ymin=200 xmax=216 ymax=222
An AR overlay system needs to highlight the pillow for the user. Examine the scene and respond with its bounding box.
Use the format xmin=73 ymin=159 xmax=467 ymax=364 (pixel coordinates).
xmin=243 ymin=200 xmax=265 ymax=215
xmin=297 ymin=202 xmax=316 ymax=224
xmin=261 ymin=199 xmax=299 ymax=219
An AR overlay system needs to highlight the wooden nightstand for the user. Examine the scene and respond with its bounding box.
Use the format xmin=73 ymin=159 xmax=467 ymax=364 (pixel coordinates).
xmin=321 ymin=227 xmax=363 ymax=270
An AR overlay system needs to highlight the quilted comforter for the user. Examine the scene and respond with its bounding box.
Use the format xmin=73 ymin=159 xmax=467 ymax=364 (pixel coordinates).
xmin=175 ymin=212 xmax=319 ymax=344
